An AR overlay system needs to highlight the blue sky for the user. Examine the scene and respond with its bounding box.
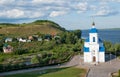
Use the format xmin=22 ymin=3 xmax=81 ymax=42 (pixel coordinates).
xmin=0 ymin=0 xmax=120 ymax=30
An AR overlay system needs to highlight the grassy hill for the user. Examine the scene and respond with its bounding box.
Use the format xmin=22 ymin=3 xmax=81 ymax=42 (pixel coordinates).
xmin=0 ymin=20 xmax=66 ymax=37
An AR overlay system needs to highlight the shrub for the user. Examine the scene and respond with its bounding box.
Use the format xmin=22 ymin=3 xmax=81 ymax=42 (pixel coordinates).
xmin=31 ymin=55 xmax=40 ymax=64
xmin=13 ymin=48 xmax=28 ymax=55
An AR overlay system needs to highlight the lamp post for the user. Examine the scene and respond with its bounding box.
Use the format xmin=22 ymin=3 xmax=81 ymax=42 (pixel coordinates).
xmin=110 ymin=52 xmax=111 ymax=64
xmin=115 ymin=50 xmax=117 ymax=60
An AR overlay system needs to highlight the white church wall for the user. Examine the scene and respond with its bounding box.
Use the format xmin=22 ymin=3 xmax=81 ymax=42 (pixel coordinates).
xmin=99 ymin=52 xmax=105 ymax=62
xmin=84 ymin=42 xmax=89 ymax=47
xmin=89 ymin=44 xmax=99 ymax=53
xmin=95 ymin=51 xmax=99 ymax=62
xmin=84 ymin=52 xmax=92 ymax=62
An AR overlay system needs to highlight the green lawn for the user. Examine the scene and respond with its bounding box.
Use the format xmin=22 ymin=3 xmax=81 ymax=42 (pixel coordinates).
xmin=5 ymin=67 xmax=86 ymax=77
xmin=112 ymin=70 xmax=120 ymax=77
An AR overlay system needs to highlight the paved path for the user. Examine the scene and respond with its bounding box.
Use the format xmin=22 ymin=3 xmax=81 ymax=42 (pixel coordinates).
xmin=86 ymin=59 xmax=120 ymax=77
xmin=77 ymin=55 xmax=120 ymax=77
xmin=1 ymin=55 xmax=120 ymax=77
xmin=0 ymin=55 xmax=80 ymax=76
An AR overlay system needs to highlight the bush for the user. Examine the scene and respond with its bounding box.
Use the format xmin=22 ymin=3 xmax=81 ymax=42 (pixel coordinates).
xmin=0 ymin=64 xmax=3 ymax=72
xmin=13 ymin=48 xmax=28 ymax=55
xmin=31 ymin=55 xmax=40 ymax=64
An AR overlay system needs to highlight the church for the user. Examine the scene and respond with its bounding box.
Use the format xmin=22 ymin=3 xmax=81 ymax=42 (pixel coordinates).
xmin=84 ymin=22 xmax=105 ymax=64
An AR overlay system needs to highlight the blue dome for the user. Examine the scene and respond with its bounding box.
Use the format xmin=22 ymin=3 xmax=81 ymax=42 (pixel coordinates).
xmin=90 ymin=28 xmax=98 ymax=33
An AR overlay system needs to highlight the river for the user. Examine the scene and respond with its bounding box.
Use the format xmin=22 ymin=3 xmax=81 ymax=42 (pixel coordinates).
xmin=82 ymin=29 xmax=120 ymax=43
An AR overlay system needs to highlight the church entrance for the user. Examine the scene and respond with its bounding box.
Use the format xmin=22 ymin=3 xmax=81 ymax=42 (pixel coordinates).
xmin=93 ymin=56 xmax=96 ymax=62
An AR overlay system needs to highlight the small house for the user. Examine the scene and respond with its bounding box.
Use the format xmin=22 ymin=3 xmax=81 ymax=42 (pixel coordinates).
xmin=38 ymin=38 xmax=42 ymax=41
xmin=3 ymin=44 xmax=13 ymax=53
xmin=5 ymin=38 xmax=12 ymax=42
xmin=44 ymin=34 xmax=52 ymax=41
xmin=18 ymin=38 xmax=27 ymax=42
xmin=28 ymin=36 xmax=33 ymax=40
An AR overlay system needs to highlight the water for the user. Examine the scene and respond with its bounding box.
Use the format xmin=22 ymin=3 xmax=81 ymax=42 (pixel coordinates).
xmin=82 ymin=29 xmax=120 ymax=43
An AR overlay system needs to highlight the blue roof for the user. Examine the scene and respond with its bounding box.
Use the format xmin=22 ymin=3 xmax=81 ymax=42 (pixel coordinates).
xmin=90 ymin=28 xmax=98 ymax=33
xmin=99 ymin=38 xmax=103 ymax=43
xmin=99 ymin=46 xmax=105 ymax=52
xmin=4 ymin=43 xmax=8 ymax=47
xmin=85 ymin=37 xmax=89 ymax=42
xmin=84 ymin=47 xmax=89 ymax=52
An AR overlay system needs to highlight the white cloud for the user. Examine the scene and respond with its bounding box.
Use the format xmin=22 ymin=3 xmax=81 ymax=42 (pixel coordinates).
xmin=49 ymin=11 xmax=67 ymax=17
xmin=92 ymin=9 xmax=119 ymax=16
xmin=93 ymin=9 xmax=110 ymax=16
xmin=28 ymin=12 xmax=44 ymax=18
xmin=0 ymin=0 xmax=15 ymax=4
xmin=91 ymin=2 xmax=119 ymax=17
xmin=77 ymin=11 xmax=84 ymax=14
xmin=90 ymin=5 xmax=97 ymax=10
xmin=0 ymin=9 xmax=24 ymax=18
xmin=32 ymin=0 xmax=65 ymax=5
xmin=75 ymin=2 xmax=88 ymax=11
xmin=110 ymin=0 xmax=120 ymax=2
xmin=0 ymin=0 xmax=119 ymax=21
xmin=33 ymin=0 xmax=55 ymax=3
xmin=0 ymin=9 xmax=45 ymax=19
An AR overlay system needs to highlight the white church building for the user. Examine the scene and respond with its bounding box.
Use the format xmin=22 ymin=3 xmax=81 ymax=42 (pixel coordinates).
xmin=84 ymin=22 xmax=105 ymax=64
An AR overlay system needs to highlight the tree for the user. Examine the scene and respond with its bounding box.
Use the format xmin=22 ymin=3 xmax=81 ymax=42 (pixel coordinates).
xmin=73 ymin=30 xmax=81 ymax=39
xmin=114 ymin=43 xmax=120 ymax=56
xmin=114 ymin=43 xmax=120 ymax=52
xmin=104 ymin=41 xmax=112 ymax=52
xmin=65 ymin=32 xmax=75 ymax=44
xmin=58 ymin=32 xmax=67 ymax=43
xmin=31 ymin=55 xmax=39 ymax=64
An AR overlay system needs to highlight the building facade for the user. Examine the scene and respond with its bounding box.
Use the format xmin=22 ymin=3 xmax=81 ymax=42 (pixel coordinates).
xmin=84 ymin=22 xmax=105 ymax=64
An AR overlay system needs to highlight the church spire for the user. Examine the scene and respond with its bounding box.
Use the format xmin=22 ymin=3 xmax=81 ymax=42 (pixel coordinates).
xmin=92 ymin=21 xmax=95 ymax=26
xmin=92 ymin=21 xmax=95 ymax=28
xmin=92 ymin=16 xmax=95 ymax=27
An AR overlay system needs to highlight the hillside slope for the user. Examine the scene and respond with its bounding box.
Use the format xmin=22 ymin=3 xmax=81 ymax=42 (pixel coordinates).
xmin=0 ymin=20 xmax=65 ymax=36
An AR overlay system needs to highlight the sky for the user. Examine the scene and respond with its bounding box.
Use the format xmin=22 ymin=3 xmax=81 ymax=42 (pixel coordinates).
xmin=0 ymin=0 xmax=120 ymax=30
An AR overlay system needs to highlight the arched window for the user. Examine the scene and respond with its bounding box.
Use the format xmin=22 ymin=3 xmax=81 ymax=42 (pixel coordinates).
xmin=93 ymin=37 xmax=95 ymax=42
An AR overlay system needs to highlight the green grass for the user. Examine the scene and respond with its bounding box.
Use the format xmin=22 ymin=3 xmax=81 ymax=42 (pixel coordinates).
xmin=112 ymin=70 xmax=120 ymax=77
xmin=5 ymin=67 xmax=86 ymax=77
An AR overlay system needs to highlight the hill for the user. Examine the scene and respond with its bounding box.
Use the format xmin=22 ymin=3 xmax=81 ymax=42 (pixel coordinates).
xmin=0 ymin=20 xmax=66 ymax=37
